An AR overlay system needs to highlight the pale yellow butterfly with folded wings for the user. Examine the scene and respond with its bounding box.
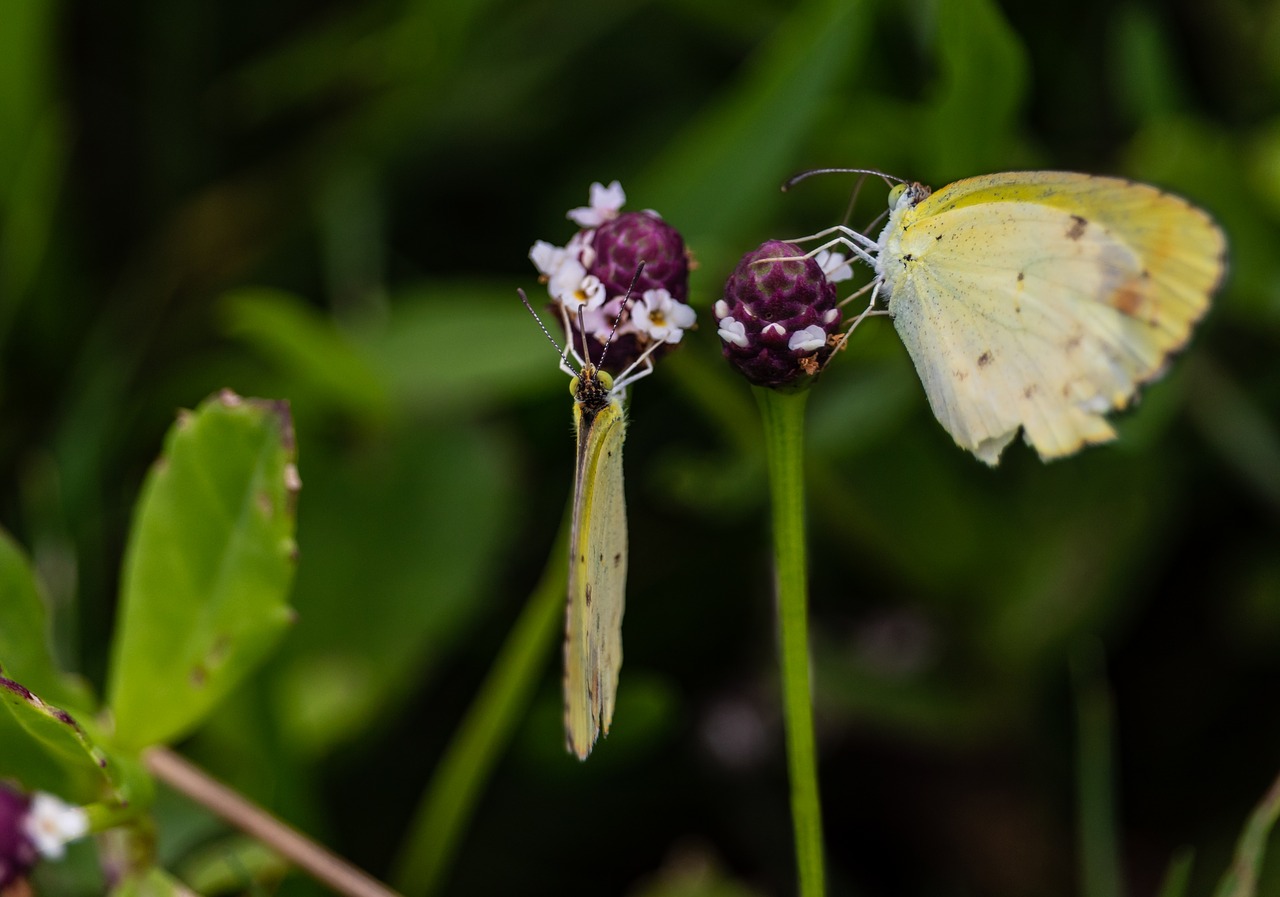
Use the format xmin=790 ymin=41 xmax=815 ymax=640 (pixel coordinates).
xmin=788 ymin=169 xmax=1226 ymax=464
xmin=520 ymin=267 xmax=666 ymax=759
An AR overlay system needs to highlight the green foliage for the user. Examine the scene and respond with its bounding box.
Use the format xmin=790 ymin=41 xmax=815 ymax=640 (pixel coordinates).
xmin=0 ymin=0 xmax=1277 ymax=893
xmin=106 ymin=393 xmax=299 ymax=751
xmin=0 ymin=675 xmax=116 ymax=803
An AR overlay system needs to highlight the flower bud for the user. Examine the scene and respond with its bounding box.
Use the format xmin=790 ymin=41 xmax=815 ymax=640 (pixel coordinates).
xmin=529 ymin=183 xmax=694 ymax=375
xmin=716 ymin=240 xmax=842 ymax=389
xmin=0 ymin=786 xmax=36 ymax=888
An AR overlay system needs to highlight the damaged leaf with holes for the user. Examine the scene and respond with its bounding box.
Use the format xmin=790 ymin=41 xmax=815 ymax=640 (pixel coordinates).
xmin=105 ymin=391 xmax=301 ymax=751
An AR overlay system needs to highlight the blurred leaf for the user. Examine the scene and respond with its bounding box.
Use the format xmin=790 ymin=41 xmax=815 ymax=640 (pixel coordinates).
xmin=220 ymin=287 xmax=390 ymax=421
xmin=0 ymin=528 xmax=91 ymax=710
xmin=626 ymin=846 xmax=767 ymax=897
xmin=1158 ymin=848 xmax=1195 ymax=897
xmin=272 ymin=418 xmax=517 ymax=756
xmin=179 ymin=833 xmax=288 ymax=896
xmin=108 ymin=867 xmax=194 ymax=897
xmin=392 ymin=511 xmax=567 ymax=896
xmin=1213 ymin=770 xmax=1280 ymax=897
xmin=1185 ymin=356 xmax=1280 ymax=514
xmin=0 ymin=675 xmax=119 ymax=803
xmin=0 ymin=1 xmax=63 ymax=337
xmin=106 ymin=392 xmax=299 ymax=751
xmin=921 ymin=0 xmax=1029 ymax=177
xmin=637 ymin=0 xmax=869 ymax=267
xmin=351 ymin=281 xmax=562 ymax=413
xmin=1109 ymin=5 xmax=1184 ymax=124
xmin=1073 ymin=642 xmax=1123 ymax=897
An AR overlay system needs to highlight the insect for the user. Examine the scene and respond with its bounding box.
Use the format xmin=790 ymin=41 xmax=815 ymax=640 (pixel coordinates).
xmin=520 ymin=268 xmax=664 ymax=759
xmin=784 ymin=169 xmax=1227 ymax=465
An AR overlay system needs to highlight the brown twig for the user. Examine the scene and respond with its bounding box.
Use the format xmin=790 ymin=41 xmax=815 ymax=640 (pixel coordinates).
xmin=145 ymin=747 xmax=403 ymax=897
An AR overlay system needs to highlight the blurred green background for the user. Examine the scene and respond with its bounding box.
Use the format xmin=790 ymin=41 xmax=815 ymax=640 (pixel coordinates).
xmin=3 ymin=0 xmax=1280 ymax=894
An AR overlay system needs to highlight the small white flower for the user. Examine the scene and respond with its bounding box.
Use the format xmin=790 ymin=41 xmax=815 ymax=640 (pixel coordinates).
xmin=529 ymin=240 xmax=568 ymax=277
xmin=567 ymin=180 xmax=626 ymax=227
xmin=789 ymin=325 xmax=827 ymax=353
xmin=633 ymin=289 xmax=696 ymax=344
xmin=763 ymin=322 xmax=786 ymax=338
xmin=815 ymin=249 xmax=853 ymax=283
xmin=22 ymin=793 xmax=88 ymax=860
xmin=717 ymin=317 xmax=749 ymax=348
xmin=713 ymin=299 xmax=730 ymax=319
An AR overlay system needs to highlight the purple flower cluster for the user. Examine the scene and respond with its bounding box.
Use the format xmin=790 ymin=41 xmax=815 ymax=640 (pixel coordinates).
xmin=529 ymin=181 xmax=694 ymax=375
xmin=715 ymin=241 xmax=845 ymax=389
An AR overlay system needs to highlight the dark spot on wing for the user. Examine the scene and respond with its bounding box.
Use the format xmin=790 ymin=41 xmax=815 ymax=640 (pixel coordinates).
xmin=977 ymin=351 xmax=993 ymax=367
xmin=613 ymin=552 xmax=622 ymax=568
xmin=585 ymin=584 xmax=592 ymax=607
xmin=954 ymin=369 xmax=968 ymax=381
xmin=1023 ymin=385 xmax=1038 ymax=399
xmin=1109 ymin=282 xmax=1145 ymax=316
xmin=1016 ymin=272 xmax=1025 ymax=282
xmin=1066 ymin=215 xmax=1088 ymax=240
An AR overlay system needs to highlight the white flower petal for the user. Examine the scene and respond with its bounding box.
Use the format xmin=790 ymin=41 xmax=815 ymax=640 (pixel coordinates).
xmin=633 ymin=289 xmax=697 ymax=344
xmin=717 ymin=317 xmax=749 ymax=348
xmin=763 ymin=322 xmax=785 ymax=338
xmin=529 ymin=240 xmax=567 ymax=277
xmin=567 ymin=180 xmax=627 ymax=227
xmin=23 ymin=793 xmax=88 ymax=860
xmin=714 ymin=299 xmax=730 ymax=319
xmin=789 ymin=324 xmax=827 ymax=353
xmin=816 ymin=249 xmax=854 ymax=283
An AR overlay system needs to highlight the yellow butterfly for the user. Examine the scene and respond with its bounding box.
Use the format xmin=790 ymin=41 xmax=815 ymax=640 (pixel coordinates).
xmin=794 ymin=170 xmax=1227 ymax=464
xmin=519 ymin=277 xmax=665 ymax=760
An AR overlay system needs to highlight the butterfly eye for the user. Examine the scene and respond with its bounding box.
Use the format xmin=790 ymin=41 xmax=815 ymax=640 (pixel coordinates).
xmin=596 ymin=370 xmax=615 ymax=391
xmin=888 ymin=183 xmax=908 ymax=208
xmin=570 ymin=377 xmax=581 ymax=399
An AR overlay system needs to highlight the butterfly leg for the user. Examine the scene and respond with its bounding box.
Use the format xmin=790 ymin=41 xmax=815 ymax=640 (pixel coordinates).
xmin=754 ymin=234 xmax=877 ymax=269
xmin=826 ymin=277 xmax=890 ymax=361
xmin=784 ymin=223 xmax=880 ymax=255
xmin=611 ymin=341 xmax=660 ymax=392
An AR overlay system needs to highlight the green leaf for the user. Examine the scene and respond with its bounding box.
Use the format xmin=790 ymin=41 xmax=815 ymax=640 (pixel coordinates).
xmin=1213 ymin=769 xmax=1280 ymax=897
xmin=636 ymin=0 xmax=868 ymax=266
xmin=0 ymin=675 xmax=119 ymax=803
xmin=922 ymin=0 xmax=1030 ymax=177
xmin=352 ymin=281 xmax=562 ymax=413
xmin=272 ymin=419 xmax=516 ymax=756
xmin=0 ymin=528 xmax=90 ymax=710
xmin=106 ymin=391 xmax=300 ymax=751
xmin=108 ymin=867 xmax=192 ymax=897
xmin=219 ymin=287 xmax=390 ymax=421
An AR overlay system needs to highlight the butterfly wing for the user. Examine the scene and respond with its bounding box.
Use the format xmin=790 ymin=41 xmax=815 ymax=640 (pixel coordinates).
xmin=565 ymin=391 xmax=628 ymax=759
xmin=879 ymin=171 xmax=1226 ymax=464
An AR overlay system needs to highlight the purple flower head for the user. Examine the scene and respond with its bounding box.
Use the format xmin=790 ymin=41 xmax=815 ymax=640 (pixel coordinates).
xmin=529 ymin=182 xmax=694 ymax=375
xmin=0 ymin=785 xmax=36 ymax=889
xmin=715 ymin=240 xmax=843 ymax=389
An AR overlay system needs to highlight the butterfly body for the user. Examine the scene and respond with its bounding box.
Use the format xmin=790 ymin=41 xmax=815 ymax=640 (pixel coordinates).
xmin=875 ymin=171 xmax=1226 ymax=464
xmin=565 ymin=365 xmax=627 ymax=760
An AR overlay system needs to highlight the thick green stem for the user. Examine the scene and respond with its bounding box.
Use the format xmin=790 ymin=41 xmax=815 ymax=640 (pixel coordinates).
xmin=754 ymin=386 xmax=825 ymax=897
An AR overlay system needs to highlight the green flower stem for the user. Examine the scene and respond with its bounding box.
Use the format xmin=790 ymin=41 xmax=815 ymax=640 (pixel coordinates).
xmin=391 ymin=510 xmax=570 ymax=897
xmin=754 ymin=386 xmax=826 ymax=897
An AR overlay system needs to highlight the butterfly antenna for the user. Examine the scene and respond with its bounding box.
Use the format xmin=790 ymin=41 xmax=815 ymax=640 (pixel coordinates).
xmin=518 ymin=288 xmax=574 ymax=369
xmin=596 ymin=260 xmax=646 ymax=370
xmin=782 ymin=167 xmax=904 ymax=192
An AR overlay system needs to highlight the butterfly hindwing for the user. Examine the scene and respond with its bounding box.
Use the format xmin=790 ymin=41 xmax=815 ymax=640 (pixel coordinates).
xmin=565 ymin=375 xmax=627 ymax=760
xmin=879 ymin=172 xmax=1225 ymax=464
